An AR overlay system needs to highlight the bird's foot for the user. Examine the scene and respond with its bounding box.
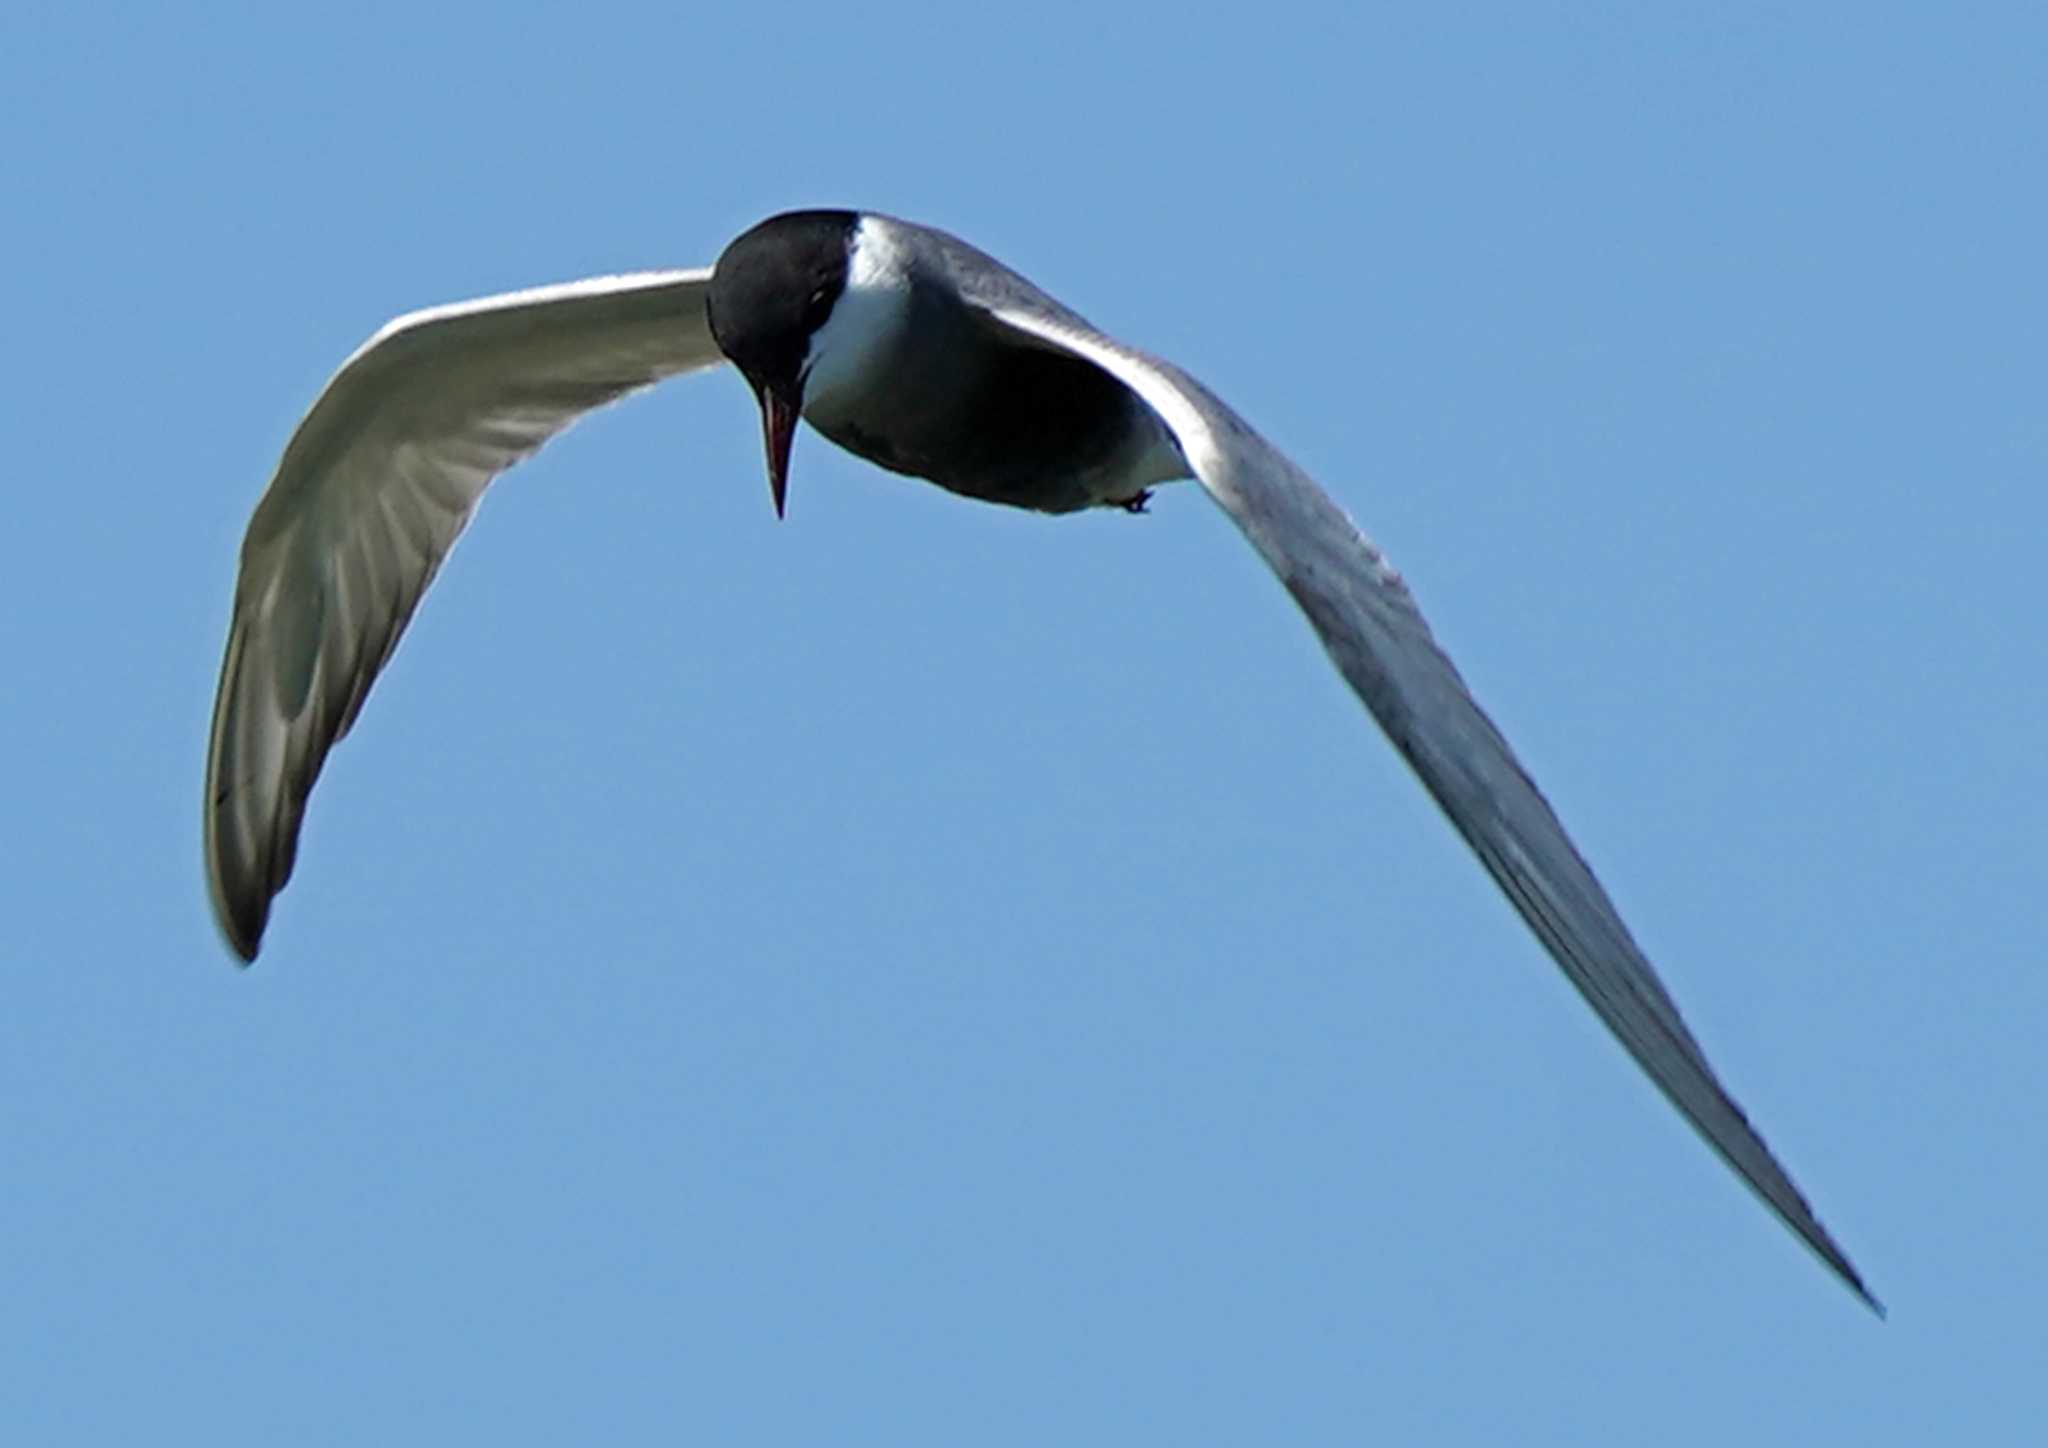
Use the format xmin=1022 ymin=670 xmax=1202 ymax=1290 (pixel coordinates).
xmin=1113 ymin=489 xmax=1153 ymax=514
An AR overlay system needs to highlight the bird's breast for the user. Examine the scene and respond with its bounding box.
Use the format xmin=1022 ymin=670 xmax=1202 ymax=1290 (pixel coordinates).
xmin=803 ymin=296 xmax=1184 ymax=514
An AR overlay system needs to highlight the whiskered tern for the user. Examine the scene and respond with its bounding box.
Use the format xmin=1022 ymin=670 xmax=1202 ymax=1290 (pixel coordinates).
xmin=205 ymin=210 xmax=1878 ymax=1310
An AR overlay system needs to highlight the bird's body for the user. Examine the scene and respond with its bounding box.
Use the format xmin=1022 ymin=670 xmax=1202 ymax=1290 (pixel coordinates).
xmin=726 ymin=212 xmax=1185 ymax=513
xmin=204 ymin=208 xmax=1878 ymax=1311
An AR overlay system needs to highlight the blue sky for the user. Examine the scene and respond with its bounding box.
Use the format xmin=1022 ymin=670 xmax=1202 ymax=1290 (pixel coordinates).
xmin=6 ymin=3 xmax=2042 ymax=1442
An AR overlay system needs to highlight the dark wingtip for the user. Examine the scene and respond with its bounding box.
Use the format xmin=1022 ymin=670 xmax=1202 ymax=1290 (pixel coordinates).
xmin=222 ymin=928 xmax=263 ymax=967
xmin=211 ymin=878 xmax=268 ymax=966
xmin=1805 ymin=1227 xmax=1882 ymax=1317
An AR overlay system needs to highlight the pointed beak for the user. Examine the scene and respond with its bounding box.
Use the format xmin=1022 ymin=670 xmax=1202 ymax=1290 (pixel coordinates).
xmin=755 ymin=382 xmax=801 ymax=519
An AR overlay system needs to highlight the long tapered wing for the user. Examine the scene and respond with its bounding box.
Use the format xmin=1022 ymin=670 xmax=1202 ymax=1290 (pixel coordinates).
xmin=205 ymin=270 xmax=721 ymax=961
xmin=977 ymin=293 xmax=1877 ymax=1310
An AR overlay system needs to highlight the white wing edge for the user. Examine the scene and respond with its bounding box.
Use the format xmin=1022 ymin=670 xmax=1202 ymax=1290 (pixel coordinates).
xmin=206 ymin=268 xmax=722 ymax=961
xmin=983 ymin=301 xmax=1879 ymax=1313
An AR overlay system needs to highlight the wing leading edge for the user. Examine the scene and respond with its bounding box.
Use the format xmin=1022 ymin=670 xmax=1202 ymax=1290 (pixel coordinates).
xmin=981 ymin=296 xmax=1878 ymax=1312
xmin=205 ymin=269 xmax=721 ymax=960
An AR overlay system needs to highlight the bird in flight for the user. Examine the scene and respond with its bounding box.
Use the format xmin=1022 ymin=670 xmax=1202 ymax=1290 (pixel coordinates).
xmin=205 ymin=209 xmax=1878 ymax=1311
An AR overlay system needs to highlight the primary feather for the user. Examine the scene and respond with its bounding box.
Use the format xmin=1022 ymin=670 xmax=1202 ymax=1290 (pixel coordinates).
xmin=205 ymin=270 xmax=718 ymax=958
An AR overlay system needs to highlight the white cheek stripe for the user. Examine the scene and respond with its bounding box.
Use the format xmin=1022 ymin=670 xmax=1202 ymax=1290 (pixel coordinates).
xmin=802 ymin=217 xmax=914 ymax=411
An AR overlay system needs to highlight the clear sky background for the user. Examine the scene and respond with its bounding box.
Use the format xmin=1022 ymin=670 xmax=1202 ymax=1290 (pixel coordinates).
xmin=5 ymin=4 xmax=2041 ymax=1442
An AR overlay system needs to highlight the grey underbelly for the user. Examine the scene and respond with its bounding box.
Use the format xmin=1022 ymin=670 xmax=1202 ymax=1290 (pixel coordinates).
xmin=812 ymin=416 xmax=1168 ymax=513
xmin=804 ymin=315 xmax=1186 ymax=514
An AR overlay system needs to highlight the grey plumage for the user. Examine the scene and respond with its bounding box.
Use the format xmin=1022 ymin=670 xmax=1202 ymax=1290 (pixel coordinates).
xmin=204 ymin=210 xmax=1877 ymax=1311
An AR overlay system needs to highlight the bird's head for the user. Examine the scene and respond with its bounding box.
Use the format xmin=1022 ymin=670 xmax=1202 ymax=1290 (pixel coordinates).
xmin=707 ymin=210 xmax=858 ymax=517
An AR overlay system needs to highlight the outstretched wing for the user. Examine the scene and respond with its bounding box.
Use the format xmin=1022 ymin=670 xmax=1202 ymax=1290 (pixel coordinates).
xmin=205 ymin=270 xmax=721 ymax=961
xmin=981 ymin=298 xmax=1878 ymax=1312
